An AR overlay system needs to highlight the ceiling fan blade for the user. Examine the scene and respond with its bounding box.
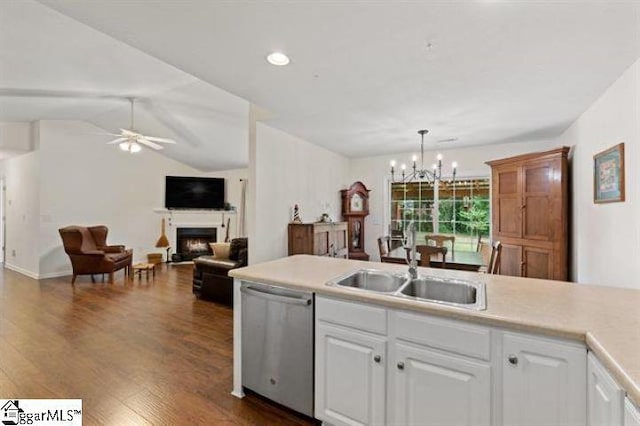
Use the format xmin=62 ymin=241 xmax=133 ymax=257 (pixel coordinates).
xmin=88 ymin=132 xmax=122 ymax=137
xmin=120 ymin=128 xmax=139 ymax=137
xmin=144 ymin=136 xmax=176 ymax=144
xmin=137 ymin=137 xmax=163 ymax=150
xmin=71 ymin=131 xmax=122 ymax=137
xmin=106 ymin=137 xmax=129 ymax=145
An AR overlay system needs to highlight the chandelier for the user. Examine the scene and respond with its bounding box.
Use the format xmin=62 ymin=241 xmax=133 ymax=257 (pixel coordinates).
xmin=390 ymin=130 xmax=457 ymax=184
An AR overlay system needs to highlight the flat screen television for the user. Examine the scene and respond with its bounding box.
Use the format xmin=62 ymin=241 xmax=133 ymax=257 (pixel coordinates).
xmin=165 ymin=176 xmax=225 ymax=209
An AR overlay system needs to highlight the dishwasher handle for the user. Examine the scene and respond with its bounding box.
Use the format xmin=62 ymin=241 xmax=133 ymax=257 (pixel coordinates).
xmin=241 ymin=285 xmax=312 ymax=306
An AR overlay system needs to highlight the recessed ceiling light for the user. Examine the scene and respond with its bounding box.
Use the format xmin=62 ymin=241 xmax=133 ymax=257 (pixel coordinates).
xmin=266 ymin=52 xmax=290 ymax=66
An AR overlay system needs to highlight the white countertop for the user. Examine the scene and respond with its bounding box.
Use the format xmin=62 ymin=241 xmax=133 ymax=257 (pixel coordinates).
xmin=230 ymin=255 xmax=640 ymax=406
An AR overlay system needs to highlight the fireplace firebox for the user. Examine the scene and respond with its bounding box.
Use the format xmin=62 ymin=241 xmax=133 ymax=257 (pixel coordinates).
xmin=175 ymin=227 xmax=217 ymax=261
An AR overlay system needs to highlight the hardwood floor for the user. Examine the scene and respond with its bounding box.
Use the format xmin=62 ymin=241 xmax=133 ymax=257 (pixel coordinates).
xmin=0 ymin=265 xmax=316 ymax=425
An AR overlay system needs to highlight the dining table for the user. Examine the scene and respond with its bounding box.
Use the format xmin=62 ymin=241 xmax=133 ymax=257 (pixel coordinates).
xmin=380 ymin=246 xmax=485 ymax=272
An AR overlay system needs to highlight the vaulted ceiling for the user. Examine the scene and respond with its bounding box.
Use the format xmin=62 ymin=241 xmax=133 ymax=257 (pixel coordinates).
xmin=0 ymin=0 xmax=249 ymax=171
xmin=37 ymin=0 xmax=640 ymax=157
xmin=2 ymin=1 xmax=639 ymax=169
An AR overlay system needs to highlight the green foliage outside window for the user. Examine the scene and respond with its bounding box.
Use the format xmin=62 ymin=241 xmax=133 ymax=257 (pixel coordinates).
xmin=390 ymin=179 xmax=490 ymax=252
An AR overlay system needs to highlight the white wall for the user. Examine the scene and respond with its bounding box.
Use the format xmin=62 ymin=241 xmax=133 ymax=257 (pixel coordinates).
xmin=4 ymin=150 xmax=40 ymax=277
xmin=251 ymin=122 xmax=349 ymax=263
xmin=559 ymin=57 xmax=640 ymax=289
xmin=3 ymin=120 xmax=248 ymax=278
xmin=349 ymin=139 xmax=560 ymax=261
xmin=0 ymin=122 xmax=33 ymax=159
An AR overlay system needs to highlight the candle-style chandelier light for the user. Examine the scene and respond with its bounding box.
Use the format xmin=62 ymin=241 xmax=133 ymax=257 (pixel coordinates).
xmin=389 ymin=130 xmax=458 ymax=184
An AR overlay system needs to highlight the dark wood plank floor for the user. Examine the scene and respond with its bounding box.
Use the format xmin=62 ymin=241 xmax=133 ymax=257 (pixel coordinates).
xmin=0 ymin=265 xmax=316 ymax=425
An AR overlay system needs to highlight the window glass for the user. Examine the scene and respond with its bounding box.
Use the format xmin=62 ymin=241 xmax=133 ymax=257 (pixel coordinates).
xmin=390 ymin=178 xmax=490 ymax=252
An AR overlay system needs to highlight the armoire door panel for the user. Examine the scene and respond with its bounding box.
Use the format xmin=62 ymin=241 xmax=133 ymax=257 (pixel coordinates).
xmin=523 ymin=246 xmax=553 ymax=279
xmin=524 ymin=165 xmax=551 ymax=193
xmin=523 ymin=195 xmax=551 ymax=240
xmin=496 ymin=197 xmax=521 ymax=238
xmin=498 ymin=170 xmax=519 ymax=194
xmin=500 ymin=244 xmax=523 ymax=277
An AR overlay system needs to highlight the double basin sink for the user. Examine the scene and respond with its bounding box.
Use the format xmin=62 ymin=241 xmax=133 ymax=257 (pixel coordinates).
xmin=327 ymin=269 xmax=486 ymax=310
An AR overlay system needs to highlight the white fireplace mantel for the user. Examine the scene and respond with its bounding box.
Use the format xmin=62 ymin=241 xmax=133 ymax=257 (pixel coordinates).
xmin=153 ymin=208 xmax=237 ymax=244
xmin=153 ymin=208 xmax=237 ymax=215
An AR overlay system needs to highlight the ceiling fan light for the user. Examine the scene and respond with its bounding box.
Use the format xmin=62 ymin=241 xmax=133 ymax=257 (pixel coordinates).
xmin=119 ymin=141 xmax=130 ymax=151
xmin=129 ymin=142 xmax=142 ymax=153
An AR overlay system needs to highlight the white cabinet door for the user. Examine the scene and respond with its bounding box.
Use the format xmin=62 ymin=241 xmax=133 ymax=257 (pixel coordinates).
xmin=315 ymin=322 xmax=386 ymax=426
xmin=391 ymin=342 xmax=491 ymax=426
xmin=588 ymin=352 xmax=624 ymax=426
xmin=502 ymin=332 xmax=586 ymax=426
xmin=626 ymin=398 xmax=640 ymax=426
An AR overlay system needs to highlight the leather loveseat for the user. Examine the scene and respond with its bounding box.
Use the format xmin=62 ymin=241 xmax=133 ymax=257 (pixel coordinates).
xmin=193 ymin=238 xmax=247 ymax=306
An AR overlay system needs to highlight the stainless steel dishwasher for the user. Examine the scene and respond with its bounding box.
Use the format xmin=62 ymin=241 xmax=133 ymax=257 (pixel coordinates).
xmin=241 ymin=282 xmax=314 ymax=417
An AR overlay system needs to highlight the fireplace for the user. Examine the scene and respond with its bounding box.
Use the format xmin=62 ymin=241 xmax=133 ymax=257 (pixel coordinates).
xmin=175 ymin=227 xmax=217 ymax=261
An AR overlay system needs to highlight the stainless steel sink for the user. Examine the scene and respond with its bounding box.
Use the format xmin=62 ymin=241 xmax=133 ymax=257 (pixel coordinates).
xmin=327 ymin=269 xmax=486 ymax=310
xmin=398 ymin=276 xmax=486 ymax=310
xmin=327 ymin=269 xmax=409 ymax=293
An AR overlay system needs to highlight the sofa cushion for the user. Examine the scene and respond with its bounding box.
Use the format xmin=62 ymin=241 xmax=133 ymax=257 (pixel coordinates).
xmin=229 ymin=238 xmax=248 ymax=261
xmin=194 ymin=256 xmax=239 ymax=270
xmin=210 ymin=242 xmax=231 ymax=260
xmin=106 ymin=251 xmax=132 ymax=262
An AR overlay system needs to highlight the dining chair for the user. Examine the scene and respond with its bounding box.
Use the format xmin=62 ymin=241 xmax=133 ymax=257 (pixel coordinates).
xmin=415 ymin=245 xmax=448 ymax=269
xmin=379 ymin=236 xmax=403 ymax=263
xmin=425 ymin=234 xmax=456 ymax=257
xmin=378 ymin=236 xmax=391 ymax=257
xmin=487 ymin=241 xmax=502 ymax=274
xmin=478 ymin=241 xmax=492 ymax=269
xmin=390 ymin=229 xmax=405 ymax=250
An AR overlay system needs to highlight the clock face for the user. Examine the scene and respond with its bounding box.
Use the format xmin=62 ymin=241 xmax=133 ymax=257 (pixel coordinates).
xmin=350 ymin=193 xmax=364 ymax=212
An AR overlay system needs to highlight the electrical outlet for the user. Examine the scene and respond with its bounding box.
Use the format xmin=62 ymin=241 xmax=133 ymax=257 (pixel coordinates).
xmin=11 ymin=249 xmax=16 ymax=257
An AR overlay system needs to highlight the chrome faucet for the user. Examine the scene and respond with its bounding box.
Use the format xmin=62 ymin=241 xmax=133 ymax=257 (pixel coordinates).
xmin=404 ymin=221 xmax=418 ymax=279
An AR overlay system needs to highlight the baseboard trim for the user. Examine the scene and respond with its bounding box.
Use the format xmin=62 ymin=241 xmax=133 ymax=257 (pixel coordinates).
xmin=4 ymin=263 xmax=72 ymax=280
xmin=4 ymin=263 xmax=39 ymax=279
xmin=39 ymin=270 xmax=73 ymax=279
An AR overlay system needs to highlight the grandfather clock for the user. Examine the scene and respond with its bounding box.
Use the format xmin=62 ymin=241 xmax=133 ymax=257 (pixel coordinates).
xmin=341 ymin=181 xmax=371 ymax=261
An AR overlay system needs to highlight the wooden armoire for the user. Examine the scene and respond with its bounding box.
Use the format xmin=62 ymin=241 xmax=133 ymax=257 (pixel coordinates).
xmin=486 ymin=147 xmax=569 ymax=281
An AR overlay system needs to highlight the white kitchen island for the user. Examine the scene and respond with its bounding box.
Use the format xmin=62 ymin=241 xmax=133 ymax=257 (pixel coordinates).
xmin=230 ymin=255 xmax=640 ymax=426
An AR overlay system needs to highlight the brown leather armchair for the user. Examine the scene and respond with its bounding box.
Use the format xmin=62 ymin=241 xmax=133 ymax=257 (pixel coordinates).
xmin=59 ymin=225 xmax=133 ymax=284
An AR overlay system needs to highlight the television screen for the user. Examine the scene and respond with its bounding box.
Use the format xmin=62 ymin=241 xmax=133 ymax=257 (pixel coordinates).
xmin=165 ymin=176 xmax=225 ymax=209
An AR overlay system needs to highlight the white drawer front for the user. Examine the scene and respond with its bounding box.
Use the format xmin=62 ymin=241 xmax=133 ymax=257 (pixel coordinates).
xmin=316 ymin=296 xmax=387 ymax=335
xmin=392 ymin=310 xmax=491 ymax=360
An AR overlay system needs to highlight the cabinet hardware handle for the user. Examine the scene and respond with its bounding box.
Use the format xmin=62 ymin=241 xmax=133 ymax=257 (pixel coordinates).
xmin=373 ymin=355 xmax=381 ymax=363
xmin=508 ymin=354 xmax=518 ymax=365
xmin=397 ymin=361 xmax=405 ymax=370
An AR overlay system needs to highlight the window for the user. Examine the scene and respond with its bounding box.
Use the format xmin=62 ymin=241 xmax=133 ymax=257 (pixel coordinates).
xmin=389 ymin=178 xmax=490 ymax=252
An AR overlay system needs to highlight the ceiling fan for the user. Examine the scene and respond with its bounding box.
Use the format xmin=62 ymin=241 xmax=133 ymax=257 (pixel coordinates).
xmin=107 ymin=98 xmax=176 ymax=153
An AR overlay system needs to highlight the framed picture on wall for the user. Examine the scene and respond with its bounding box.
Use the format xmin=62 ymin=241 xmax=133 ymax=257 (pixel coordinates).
xmin=594 ymin=142 xmax=625 ymax=203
